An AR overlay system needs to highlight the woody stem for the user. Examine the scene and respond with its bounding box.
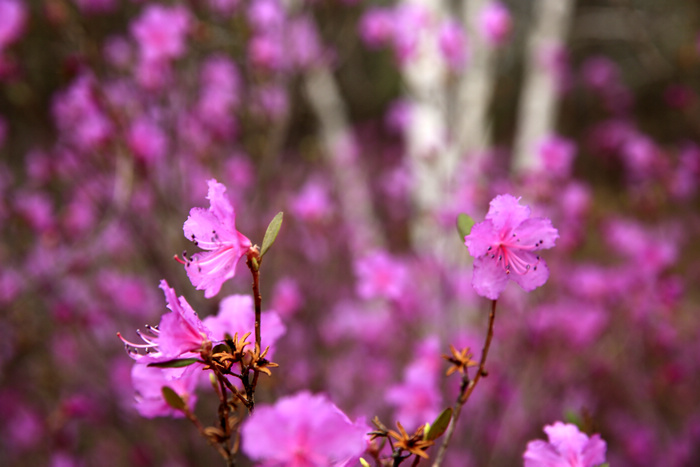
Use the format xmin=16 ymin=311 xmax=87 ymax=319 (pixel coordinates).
xmin=432 ymin=299 xmax=498 ymax=467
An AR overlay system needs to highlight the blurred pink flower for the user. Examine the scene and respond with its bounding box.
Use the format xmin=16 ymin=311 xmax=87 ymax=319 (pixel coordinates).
xmin=127 ymin=116 xmax=166 ymax=164
xmin=241 ymin=391 xmax=368 ymax=466
xmin=479 ymin=1 xmax=512 ymax=47
xmin=385 ymin=338 xmax=442 ymax=431
xmin=359 ymin=7 xmax=395 ymax=49
xmin=290 ymin=179 xmax=333 ymax=223
xmin=0 ymin=0 xmax=27 ymax=50
xmin=354 ymin=250 xmax=409 ymax=301
xmin=270 ymin=277 xmax=304 ymax=318
xmin=288 ymin=16 xmax=324 ymax=69
xmin=131 ymin=4 xmax=191 ymax=63
xmin=181 ymin=179 xmax=252 ymax=298
xmin=131 ymin=363 xmax=199 ymax=418
xmin=581 ymin=56 xmax=619 ymax=90
xmin=464 ymin=194 xmax=558 ymax=300
xmin=538 ymin=135 xmax=577 ymax=178
xmin=439 ymin=19 xmax=469 ymax=72
xmin=523 ymin=422 xmax=607 ymax=467
xmin=247 ymin=0 xmax=285 ymax=33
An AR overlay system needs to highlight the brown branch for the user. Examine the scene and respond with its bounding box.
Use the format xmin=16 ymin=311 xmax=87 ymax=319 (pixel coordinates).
xmin=432 ymin=299 xmax=498 ymax=467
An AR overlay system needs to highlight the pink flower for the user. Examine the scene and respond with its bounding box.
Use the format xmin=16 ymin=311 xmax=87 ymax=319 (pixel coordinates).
xmin=203 ymin=294 xmax=286 ymax=358
xmin=358 ymin=7 xmax=395 ymax=49
xmin=538 ymin=135 xmax=577 ymax=178
xmin=523 ymin=422 xmax=607 ymax=467
xmin=181 ymin=179 xmax=252 ymax=298
xmin=118 ymin=280 xmax=212 ymax=362
xmin=130 ymin=363 xmax=199 ymax=418
xmin=0 ymin=0 xmax=27 ymax=51
xmin=131 ymin=5 xmax=191 ymax=63
xmin=438 ymin=19 xmax=469 ymax=72
xmin=479 ymin=1 xmax=512 ymax=47
xmin=354 ymin=251 xmax=409 ymax=301
xmin=464 ymin=195 xmax=558 ymax=300
xmin=127 ymin=116 xmax=167 ymax=164
xmin=241 ymin=391 xmax=368 ymax=466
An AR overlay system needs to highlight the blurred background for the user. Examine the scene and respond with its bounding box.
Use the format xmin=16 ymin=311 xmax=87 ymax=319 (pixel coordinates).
xmin=1 ymin=0 xmax=700 ymax=465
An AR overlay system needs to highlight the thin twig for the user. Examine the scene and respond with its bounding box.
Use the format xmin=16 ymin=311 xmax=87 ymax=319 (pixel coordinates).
xmin=183 ymin=406 xmax=231 ymax=463
xmin=432 ymin=300 xmax=498 ymax=467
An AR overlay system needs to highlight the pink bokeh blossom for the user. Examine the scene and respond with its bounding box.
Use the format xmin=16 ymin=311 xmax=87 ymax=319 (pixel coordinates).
xmin=0 ymin=0 xmax=27 ymax=51
xmin=131 ymin=4 xmax=191 ymax=63
xmin=479 ymin=1 xmax=512 ymax=46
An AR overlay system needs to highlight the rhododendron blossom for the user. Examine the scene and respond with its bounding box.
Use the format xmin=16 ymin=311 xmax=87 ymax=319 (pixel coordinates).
xmin=465 ymin=195 xmax=558 ymax=299
xmin=131 ymin=363 xmax=199 ymax=418
xmin=241 ymin=391 xmax=368 ymax=466
xmin=181 ymin=179 xmax=252 ymax=298
xmin=118 ymin=280 xmax=212 ymax=363
xmin=203 ymin=294 xmax=286 ymax=357
xmin=523 ymin=422 xmax=607 ymax=467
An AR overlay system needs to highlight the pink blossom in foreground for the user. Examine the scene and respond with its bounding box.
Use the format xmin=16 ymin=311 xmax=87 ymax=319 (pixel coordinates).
xmin=118 ymin=280 xmax=212 ymax=362
xmin=241 ymin=391 xmax=368 ymax=466
xmin=523 ymin=422 xmax=607 ymax=467
xmin=181 ymin=179 xmax=252 ymax=298
xmin=464 ymin=195 xmax=558 ymax=300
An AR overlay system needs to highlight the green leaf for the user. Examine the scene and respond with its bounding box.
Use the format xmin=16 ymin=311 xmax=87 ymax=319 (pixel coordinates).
xmin=359 ymin=458 xmax=371 ymax=467
xmin=161 ymin=386 xmax=186 ymax=411
xmin=147 ymin=358 xmax=199 ymax=369
xmin=564 ymin=409 xmax=583 ymax=429
xmin=261 ymin=212 xmax=284 ymax=258
xmin=426 ymin=407 xmax=453 ymax=441
xmin=456 ymin=213 xmax=475 ymax=240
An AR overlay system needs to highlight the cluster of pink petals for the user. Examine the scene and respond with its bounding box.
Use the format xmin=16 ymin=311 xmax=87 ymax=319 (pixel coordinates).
xmin=523 ymin=422 xmax=607 ymax=467
xmin=241 ymin=391 xmax=368 ymax=466
xmin=465 ymin=194 xmax=558 ymax=300
xmin=182 ymin=179 xmax=253 ymax=298
xmin=130 ymin=364 xmax=199 ymax=418
xmin=119 ymin=280 xmax=212 ymax=363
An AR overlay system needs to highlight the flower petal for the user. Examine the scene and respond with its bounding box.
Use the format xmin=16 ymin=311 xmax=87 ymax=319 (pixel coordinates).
xmin=523 ymin=440 xmax=567 ymax=467
xmin=471 ymin=256 xmax=509 ymax=300
xmin=515 ymin=217 xmax=559 ymax=250
xmin=486 ymin=194 xmax=531 ymax=233
xmin=510 ymin=257 xmax=549 ymax=292
xmin=464 ymin=220 xmax=499 ymax=257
